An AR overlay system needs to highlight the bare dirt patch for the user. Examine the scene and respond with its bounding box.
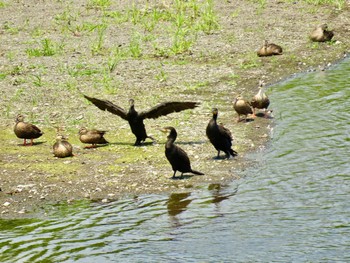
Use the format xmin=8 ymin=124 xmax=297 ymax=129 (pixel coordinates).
xmin=0 ymin=0 xmax=349 ymax=218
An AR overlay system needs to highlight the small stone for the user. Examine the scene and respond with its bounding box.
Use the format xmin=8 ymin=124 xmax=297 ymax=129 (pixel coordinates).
xmin=18 ymin=208 xmax=26 ymax=214
xmin=3 ymin=202 xmax=10 ymax=207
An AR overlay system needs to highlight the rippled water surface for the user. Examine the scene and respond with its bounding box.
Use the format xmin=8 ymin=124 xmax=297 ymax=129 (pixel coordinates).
xmin=1 ymin=58 xmax=350 ymax=262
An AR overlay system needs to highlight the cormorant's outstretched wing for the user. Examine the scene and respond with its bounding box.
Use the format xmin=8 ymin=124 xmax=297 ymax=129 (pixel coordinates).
xmin=141 ymin=102 xmax=200 ymax=119
xmin=84 ymin=95 xmax=128 ymax=120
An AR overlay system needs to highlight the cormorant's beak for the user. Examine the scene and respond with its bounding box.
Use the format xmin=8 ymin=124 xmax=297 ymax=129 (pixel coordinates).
xmin=160 ymin=128 xmax=168 ymax=134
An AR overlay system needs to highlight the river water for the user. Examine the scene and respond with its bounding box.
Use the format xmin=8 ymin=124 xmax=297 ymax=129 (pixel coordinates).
xmin=1 ymin=57 xmax=349 ymax=262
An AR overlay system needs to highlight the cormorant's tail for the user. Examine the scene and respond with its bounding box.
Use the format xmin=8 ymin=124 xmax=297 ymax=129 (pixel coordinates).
xmin=191 ymin=170 xmax=204 ymax=176
xmin=230 ymin=149 xmax=238 ymax=157
xmin=99 ymin=138 xmax=109 ymax=144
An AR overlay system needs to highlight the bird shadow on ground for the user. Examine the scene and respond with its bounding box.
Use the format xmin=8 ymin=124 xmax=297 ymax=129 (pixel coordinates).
xmin=239 ymin=118 xmax=254 ymax=123
xmin=107 ymin=141 xmax=155 ymax=147
xmin=211 ymin=155 xmax=238 ymax=160
xmin=17 ymin=141 xmax=46 ymax=146
xmin=83 ymin=144 xmax=109 ymax=149
xmin=170 ymin=174 xmax=195 ymax=180
xmin=173 ymin=140 xmax=207 ymax=146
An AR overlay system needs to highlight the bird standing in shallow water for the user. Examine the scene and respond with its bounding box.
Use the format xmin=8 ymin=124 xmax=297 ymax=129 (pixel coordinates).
xmin=251 ymin=80 xmax=270 ymax=118
xmin=79 ymin=127 xmax=108 ymax=148
xmin=53 ymin=135 xmax=73 ymax=158
xmin=83 ymin=95 xmax=199 ymax=146
xmin=161 ymin=126 xmax=204 ymax=179
xmin=233 ymin=96 xmax=253 ymax=122
xmin=206 ymin=108 xmax=238 ymax=159
xmin=14 ymin=114 xmax=43 ymax=146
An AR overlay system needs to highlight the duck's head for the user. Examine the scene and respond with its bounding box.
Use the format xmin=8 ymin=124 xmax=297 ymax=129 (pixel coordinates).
xmin=56 ymin=134 xmax=69 ymax=141
xmin=258 ymin=80 xmax=265 ymax=89
xmin=16 ymin=114 xmax=24 ymax=123
xmin=78 ymin=127 xmax=88 ymax=135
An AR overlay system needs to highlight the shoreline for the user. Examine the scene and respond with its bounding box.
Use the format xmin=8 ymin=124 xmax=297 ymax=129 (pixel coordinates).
xmin=0 ymin=0 xmax=349 ymax=218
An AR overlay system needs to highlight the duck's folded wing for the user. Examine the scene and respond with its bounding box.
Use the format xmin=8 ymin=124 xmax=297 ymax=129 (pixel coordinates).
xmin=84 ymin=95 xmax=128 ymax=120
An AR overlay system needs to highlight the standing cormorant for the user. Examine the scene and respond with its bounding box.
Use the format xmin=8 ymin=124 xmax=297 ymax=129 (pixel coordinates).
xmin=206 ymin=108 xmax=238 ymax=159
xmin=161 ymin=126 xmax=204 ymax=179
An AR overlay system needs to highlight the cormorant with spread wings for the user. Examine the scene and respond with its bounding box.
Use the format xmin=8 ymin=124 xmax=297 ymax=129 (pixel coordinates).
xmin=83 ymin=95 xmax=199 ymax=146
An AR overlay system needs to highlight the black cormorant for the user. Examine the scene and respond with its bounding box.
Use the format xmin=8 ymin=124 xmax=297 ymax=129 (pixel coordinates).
xmin=162 ymin=126 xmax=204 ymax=179
xmin=84 ymin=95 xmax=199 ymax=146
xmin=206 ymin=108 xmax=238 ymax=159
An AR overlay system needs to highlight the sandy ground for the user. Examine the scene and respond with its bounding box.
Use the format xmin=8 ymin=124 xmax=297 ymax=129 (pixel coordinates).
xmin=0 ymin=0 xmax=349 ymax=218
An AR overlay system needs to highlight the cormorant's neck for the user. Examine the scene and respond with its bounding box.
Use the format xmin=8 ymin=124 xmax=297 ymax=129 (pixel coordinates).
xmin=166 ymin=130 xmax=177 ymax=146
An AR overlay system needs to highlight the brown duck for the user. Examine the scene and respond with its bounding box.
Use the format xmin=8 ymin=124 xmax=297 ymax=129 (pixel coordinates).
xmin=309 ymin=24 xmax=334 ymax=42
xmin=251 ymin=80 xmax=270 ymax=118
xmin=79 ymin=127 xmax=108 ymax=148
xmin=53 ymin=135 xmax=73 ymax=158
xmin=14 ymin=114 xmax=43 ymax=146
xmin=257 ymin=40 xmax=283 ymax=57
xmin=233 ymin=96 xmax=253 ymax=122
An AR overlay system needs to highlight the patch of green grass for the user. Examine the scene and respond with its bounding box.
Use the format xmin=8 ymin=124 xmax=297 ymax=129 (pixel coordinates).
xmin=31 ymin=27 xmax=45 ymax=38
xmin=221 ymin=73 xmax=240 ymax=87
xmin=3 ymin=21 xmax=19 ymax=34
xmin=171 ymin=27 xmax=196 ymax=55
xmin=93 ymin=71 xmax=119 ymax=94
xmin=87 ymin=0 xmax=111 ymax=10
xmin=104 ymin=10 xmax=129 ymax=24
xmin=64 ymin=63 xmax=102 ymax=77
xmin=0 ymin=72 xmax=6 ymax=80
xmin=31 ymin=74 xmax=45 ymax=87
xmin=129 ymin=31 xmax=143 ymax=58
xmin=194 ymin=0 xmax=220 ymax=34
xmin=185 ymin=81 xmax=210 ymax=91
xmin=154 ymin=65 xmax=168 ymax=82
xmin=91 ymin=24 xmax=108 ymax=55
xmin=238 ymin=53 xmax=262 ymax=69
xmin=303 ymin=0 xmax=345 ymax=9
xmin=26 ymin=38 xmax=63 ymax=57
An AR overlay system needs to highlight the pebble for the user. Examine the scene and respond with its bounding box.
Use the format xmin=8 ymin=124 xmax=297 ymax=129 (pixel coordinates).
xmin=3 ymin=202 xmax=10 ymax=207
xmin=18 ymin=208 xmax=26 ymax=214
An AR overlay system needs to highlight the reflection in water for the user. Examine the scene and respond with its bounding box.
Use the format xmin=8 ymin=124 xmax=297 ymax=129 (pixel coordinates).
xmin=167 ymin=192 xmax=191 ymax=227
xmin=208 ymin=183 xmax=236 ymax=205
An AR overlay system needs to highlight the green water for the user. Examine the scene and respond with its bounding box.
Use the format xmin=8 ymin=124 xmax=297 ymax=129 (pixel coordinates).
xmin=0 ymin=57 xmax=349 ymax=262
